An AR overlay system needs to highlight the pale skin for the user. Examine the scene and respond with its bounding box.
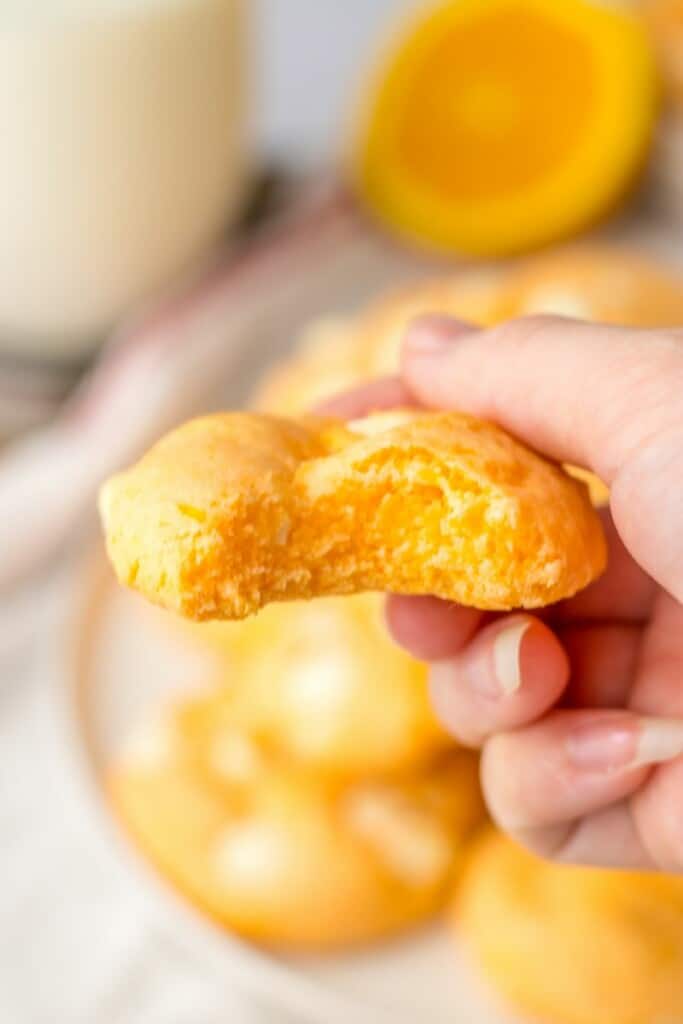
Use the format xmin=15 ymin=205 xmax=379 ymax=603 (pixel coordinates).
xmin=323 ymin=314 xmax=683 ymax=872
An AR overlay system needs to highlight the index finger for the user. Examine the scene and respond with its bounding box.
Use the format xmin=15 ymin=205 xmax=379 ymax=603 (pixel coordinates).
xmin=402 ymin=314 xmax=683 ymax=485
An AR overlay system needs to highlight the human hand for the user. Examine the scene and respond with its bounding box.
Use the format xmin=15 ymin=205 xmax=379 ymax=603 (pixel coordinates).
xmin=326 ymin=314 xmax=683 ymax=871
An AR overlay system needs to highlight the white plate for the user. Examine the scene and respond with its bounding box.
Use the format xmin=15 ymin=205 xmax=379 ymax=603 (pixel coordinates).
xmin=57 ymin=551 xmax=516 ymax=1024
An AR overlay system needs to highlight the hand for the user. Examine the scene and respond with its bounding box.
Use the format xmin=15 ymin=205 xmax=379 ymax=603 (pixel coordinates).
xmin=326 ymin=314 xmax=683 ymax=871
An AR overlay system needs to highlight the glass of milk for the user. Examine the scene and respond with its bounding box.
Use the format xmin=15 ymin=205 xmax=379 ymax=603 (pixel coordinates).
xmin=0 ymin=0 xmax=248 ymax=361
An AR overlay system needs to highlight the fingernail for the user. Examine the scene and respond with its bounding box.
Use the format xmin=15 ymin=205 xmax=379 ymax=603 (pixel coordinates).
xmin=492 ymin=619 xmax=531 ymax=696
xmin=566 ymin=714 xmax=683 ymax=773
xmin=634 ymin=718 xmax=683 ymax=766
xmin=403 ymin=315 xmax=472 ymax=356
xmin=429 ymin=618 xmax=530 ymax=702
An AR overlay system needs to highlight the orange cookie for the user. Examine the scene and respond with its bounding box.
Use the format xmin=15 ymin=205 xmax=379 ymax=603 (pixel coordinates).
xmin=182 ymin=593 xmax=451 ymax=781
xmin=100 ymin=408 xmax=606 ymax=620
xmin=109 ymin=696 xmax=485 ymax=949
xmin=455 ymin=831 xmax=683 ymax=1024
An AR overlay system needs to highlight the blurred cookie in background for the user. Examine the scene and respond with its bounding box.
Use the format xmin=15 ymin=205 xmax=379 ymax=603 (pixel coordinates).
xmin=181 ymin=594 xmax=452 ymax=783
xmin=493 ymin=243 xmax=683 ymax=324
xmin=252 ymin=267 xmax=505 ymax=414
xmin=257 ymin=246 xmax=683 ymax=420
xmin=352 ymin=269 xmax=506 ymax=375
xmin=455 ymin=830 xmax=683 ymax=1024
xmin=109 ymin=693 xmax=485 ymax=950
xmin=251 ymin=316 xmax=363 ymax=418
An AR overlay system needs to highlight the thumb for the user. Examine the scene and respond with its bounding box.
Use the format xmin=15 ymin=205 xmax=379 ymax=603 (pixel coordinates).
xmin=401 ymin=314 xmax=683 ymax=602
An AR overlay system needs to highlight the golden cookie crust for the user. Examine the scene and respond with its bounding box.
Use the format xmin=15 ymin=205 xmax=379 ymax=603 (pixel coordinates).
xmin=455 ymin=832 xmax=683 ymax=1024
xmin=109 ymin=696 xmax=485 ymax=949
xmin=181 ymin=593 xmax=451 ymax=781
xmin=100 ymin=409 xmax=606 ymax=620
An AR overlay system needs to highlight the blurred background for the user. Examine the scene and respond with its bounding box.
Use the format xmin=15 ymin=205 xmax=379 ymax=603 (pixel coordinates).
xmin=258 ymin=1 xmax=417 ymax=164
xmin=4 ymin=1 xmax=683 ymax=1022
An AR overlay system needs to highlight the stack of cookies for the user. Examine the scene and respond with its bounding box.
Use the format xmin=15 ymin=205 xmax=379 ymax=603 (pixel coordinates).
xmin=110 ymin=588 xmax=488 ymax=948
xmin=109 ymin=679 xmax=485 ymax=948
